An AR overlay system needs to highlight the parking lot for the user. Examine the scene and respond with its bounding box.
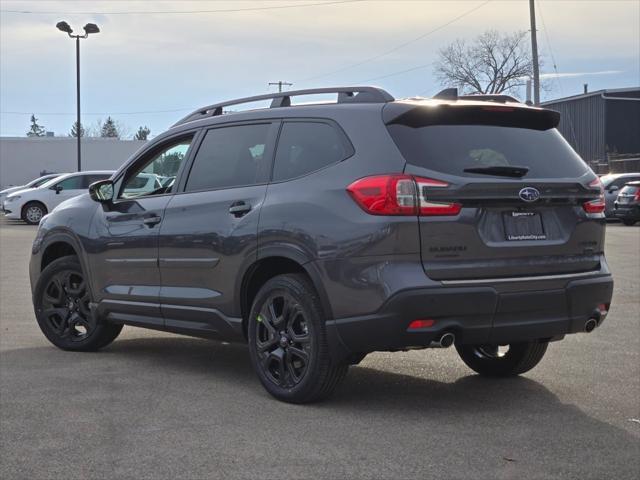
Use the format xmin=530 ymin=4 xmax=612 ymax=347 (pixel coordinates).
xmin=0 ymin=218 xmax=638 ymax=479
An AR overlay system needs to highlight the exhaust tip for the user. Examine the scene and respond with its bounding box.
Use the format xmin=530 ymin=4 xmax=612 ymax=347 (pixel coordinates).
xmin=584 ymin=318 xmax=597 ymax=333
xmin=440 ymin=332 xmax=455 ymax=348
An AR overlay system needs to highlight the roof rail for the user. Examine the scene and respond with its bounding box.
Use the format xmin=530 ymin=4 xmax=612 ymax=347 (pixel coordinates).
xmin=173 ymin=86 xmax=395 ymax=127
xmin=432 ymin=87 xmax=521 ymax=104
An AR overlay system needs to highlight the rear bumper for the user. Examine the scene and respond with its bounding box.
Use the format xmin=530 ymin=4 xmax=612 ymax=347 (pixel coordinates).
xmin=327 ymin=272 xmax=613 ymax=359
xmin=613 ymin=205 xmax=640 ymax=221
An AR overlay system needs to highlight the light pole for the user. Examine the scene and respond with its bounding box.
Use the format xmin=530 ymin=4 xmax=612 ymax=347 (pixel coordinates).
xmin=56 ymin=21 xmax=100 ymax=172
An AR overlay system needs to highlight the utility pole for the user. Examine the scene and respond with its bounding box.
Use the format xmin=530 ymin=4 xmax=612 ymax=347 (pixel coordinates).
xmin=529 ymin=0 xmax=540 ymax=105
xmin=269 ymin=81 xmax=293 ymax=93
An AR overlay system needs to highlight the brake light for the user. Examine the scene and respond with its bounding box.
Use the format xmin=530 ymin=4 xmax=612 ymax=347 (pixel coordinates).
xmin=346 ymin=175 xmax=417 ymax=215
xmin=583 ymin=178 xmax=605 ymax=214
xmin=635 ymin=190 xmax=640 ymax=202
xmin=347 ymin=175 xmax=461 ymax=216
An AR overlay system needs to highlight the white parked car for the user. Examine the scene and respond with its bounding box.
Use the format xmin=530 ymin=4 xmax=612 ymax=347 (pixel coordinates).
xmin=120 ymin=172 xmax=163 ymax=198
xmin=0 ymin=173 xmax=62 ymax=203
xmin=3 ymin=170 xmax=113 ymax=224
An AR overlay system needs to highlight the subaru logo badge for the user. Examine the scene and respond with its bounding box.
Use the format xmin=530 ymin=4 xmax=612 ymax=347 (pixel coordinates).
xmin=519 ymin=187 xmax=540 ymax=203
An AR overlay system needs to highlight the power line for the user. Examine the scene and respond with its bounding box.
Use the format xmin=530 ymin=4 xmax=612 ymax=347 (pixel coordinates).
xmin=300 ymin=0 xmax=492 ymax=83
xmin=1 ymin=108 xmax=193 ymax=116
xmin=0 ymin=0 xmax=364 ymax=15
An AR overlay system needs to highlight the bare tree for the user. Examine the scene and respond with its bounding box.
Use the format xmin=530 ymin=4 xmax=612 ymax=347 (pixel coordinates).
xmin=434 ymin=30 xmax=535 ymax=95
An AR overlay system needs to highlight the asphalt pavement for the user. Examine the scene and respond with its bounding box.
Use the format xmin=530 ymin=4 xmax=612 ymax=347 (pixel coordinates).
xmin=1 ymin=218 xmax=638 ymax=479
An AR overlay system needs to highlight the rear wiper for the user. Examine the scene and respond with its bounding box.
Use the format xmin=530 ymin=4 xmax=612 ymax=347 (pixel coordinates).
xmin=463 ymin=165 xmax=529 ymax=178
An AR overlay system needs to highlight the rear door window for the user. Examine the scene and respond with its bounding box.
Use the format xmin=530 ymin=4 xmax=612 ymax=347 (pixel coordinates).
xmin=185 ymin=123 xmax=273 ymax=192
xmin=272 ymin=121 xmax=351 ymax=182
xmin=55 ymin=176 xmax=83 ymax=191
xmin=82 ymin=174 xmax=111 ymax=188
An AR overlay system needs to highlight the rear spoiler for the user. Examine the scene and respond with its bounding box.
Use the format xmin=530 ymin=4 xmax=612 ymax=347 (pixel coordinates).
xmin=383 ymin=102 xmax=561 ymax=131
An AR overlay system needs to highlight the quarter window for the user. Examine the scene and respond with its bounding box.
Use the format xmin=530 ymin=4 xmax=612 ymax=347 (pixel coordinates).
xmin=272 ymin=122 xmax=350 ymax=182
xmin=185 ymin=123 xmax=272 ymax=192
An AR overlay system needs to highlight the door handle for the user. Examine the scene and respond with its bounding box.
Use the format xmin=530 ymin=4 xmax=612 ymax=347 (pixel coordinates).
xmin=229 ymin=201 xmax=252 ymax=217
xmin=143 ymin=215 xmax=162 ymax=227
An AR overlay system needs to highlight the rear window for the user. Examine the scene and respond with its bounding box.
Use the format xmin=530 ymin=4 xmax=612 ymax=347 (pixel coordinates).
xmin=620 ymin=185 xmax=639 ymax=195
xmin=386 ymin=107 xmax=589 ymax=179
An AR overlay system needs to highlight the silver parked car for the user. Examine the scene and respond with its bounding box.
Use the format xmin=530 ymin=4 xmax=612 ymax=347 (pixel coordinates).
xmin=600 ymin=172 xmax=640 ymax=218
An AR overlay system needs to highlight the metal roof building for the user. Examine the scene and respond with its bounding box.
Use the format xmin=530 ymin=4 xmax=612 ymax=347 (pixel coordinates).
xmin=541 ymin=87 xmax=640 ymax=173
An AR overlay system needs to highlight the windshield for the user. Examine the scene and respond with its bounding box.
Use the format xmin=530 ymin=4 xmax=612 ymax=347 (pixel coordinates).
xmin=387 ymin=124 xmax=589 ymax=179
xmin=600 ymin=175 xmax=618 ymax=188
xmin=27 ymin=175 xmax=58 ymax=188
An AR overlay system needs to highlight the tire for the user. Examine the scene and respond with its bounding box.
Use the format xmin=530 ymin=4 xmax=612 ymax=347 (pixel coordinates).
xmin=622 ymin=219 xmax=637 ymax=226
xmin=22 ymin=201 xmax=47 ymax=225
xmin=248 ymin=274 xmax=348 ymax=403
xmin=456 ymin=341 xmax=548 ymax=377
xmin=33 ymin=255 xmax=123 ymax=351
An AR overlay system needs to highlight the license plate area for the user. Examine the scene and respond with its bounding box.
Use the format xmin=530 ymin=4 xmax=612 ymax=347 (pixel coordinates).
xmin=503 ymin=211 xmax=546 ymax=241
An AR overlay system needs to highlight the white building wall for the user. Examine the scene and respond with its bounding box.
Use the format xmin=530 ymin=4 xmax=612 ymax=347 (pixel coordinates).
xmin=0 ymin=137 xmax=146 ymax=188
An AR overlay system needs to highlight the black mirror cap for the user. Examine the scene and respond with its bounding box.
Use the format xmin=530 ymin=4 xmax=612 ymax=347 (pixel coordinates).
xmin=89 ymin=179 xmax=114 ymax=203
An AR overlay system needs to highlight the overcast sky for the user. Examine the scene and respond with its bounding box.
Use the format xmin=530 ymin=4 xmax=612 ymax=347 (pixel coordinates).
xmin=1 ymin=0 xmax=638 ymax=138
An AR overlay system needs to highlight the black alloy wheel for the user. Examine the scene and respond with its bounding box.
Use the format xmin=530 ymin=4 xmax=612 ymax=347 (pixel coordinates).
xmin=248 ymin=274 xmax=348 ymax=403
xmin=255 ymin=292 xmax=312 ymax=388
xmin=34 ymin=256 xmax=122 ymax=351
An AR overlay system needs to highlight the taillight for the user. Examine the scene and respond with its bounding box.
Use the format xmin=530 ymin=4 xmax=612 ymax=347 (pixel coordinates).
xmin=346 ymin=175 xmax=417 ymax=215
xmin=583 ymin=178 xmax=605 ymax=214
xmin=347 ymin=175 xmax=461 ymax=217
xmin=635 ymin=190 xmax=640 ymax=202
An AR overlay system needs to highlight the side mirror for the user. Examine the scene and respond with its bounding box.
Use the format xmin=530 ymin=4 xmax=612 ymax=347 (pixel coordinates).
xmin=89 ymin=179 xmax=114 ymax=203
xmin=608 ymin=185 xmax=619 ymax=193
xmin=50 ymin=185 xmax=63 ymax=194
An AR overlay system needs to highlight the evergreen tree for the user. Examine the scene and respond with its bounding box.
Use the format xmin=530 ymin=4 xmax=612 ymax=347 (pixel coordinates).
xmin=69 ymin=121 xmax=85 ymax=138
xmin=100 ymin=116 xmax=120 ymax=138
xmin=134 ymin=126 xmax=151 ymax=141
xmin=26 ymin=114 xmax=46 ymax=137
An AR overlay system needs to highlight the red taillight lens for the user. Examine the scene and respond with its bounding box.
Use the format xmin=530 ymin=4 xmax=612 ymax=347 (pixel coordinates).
xmin=346 ymin=175 xmax=417 ymax=215
xmin=347 ymin=175 xmax=461 ymax=217
xmin=634 ymin=190 xmax=640 ymax=202
xmin=583 ymin=178 xmax=606 ymax=214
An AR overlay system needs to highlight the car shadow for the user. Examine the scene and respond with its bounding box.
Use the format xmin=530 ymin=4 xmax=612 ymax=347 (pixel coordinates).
xmin=2 ymin=336 xmax=638 ymax=478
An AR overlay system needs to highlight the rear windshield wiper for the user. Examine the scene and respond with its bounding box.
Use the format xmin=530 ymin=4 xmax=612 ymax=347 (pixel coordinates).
xmin=463 ymin=165 xmax=529 ymax=178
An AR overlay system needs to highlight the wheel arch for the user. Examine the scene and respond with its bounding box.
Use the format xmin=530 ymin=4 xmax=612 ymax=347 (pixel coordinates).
xmin=238 ymin=248 xmax=333 ymax=339
xmin=38 ymin=231 xmax=91 ymax=284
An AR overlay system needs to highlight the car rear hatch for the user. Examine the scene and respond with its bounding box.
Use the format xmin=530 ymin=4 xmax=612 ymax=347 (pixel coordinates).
xmin=616 ymin=184 xmax=640 ymax=206
xmin=383 ymin=101 xmax=605 ymax=281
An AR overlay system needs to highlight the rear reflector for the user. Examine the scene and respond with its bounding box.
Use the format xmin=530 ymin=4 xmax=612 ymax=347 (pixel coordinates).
xmin=597 ymin=303 xmax=610 ymax=316
xmin=583 ymin=178 xmax=605 ymax=214
xmin=347 ymin=175 xmax=461 ymax=216
xmin=408 ymin=319 xmax=436 ymax=330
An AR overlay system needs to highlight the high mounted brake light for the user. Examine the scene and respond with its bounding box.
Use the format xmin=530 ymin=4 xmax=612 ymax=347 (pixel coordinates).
xmin=583 ymin=178 xmax=606 ymax=214
xmin=347 ymin=175 xmax=461 ymax=216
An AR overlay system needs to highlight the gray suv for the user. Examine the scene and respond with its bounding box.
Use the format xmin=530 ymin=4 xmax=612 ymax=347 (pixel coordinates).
xmin=29 ymin=87 xmax=614 ymax=403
